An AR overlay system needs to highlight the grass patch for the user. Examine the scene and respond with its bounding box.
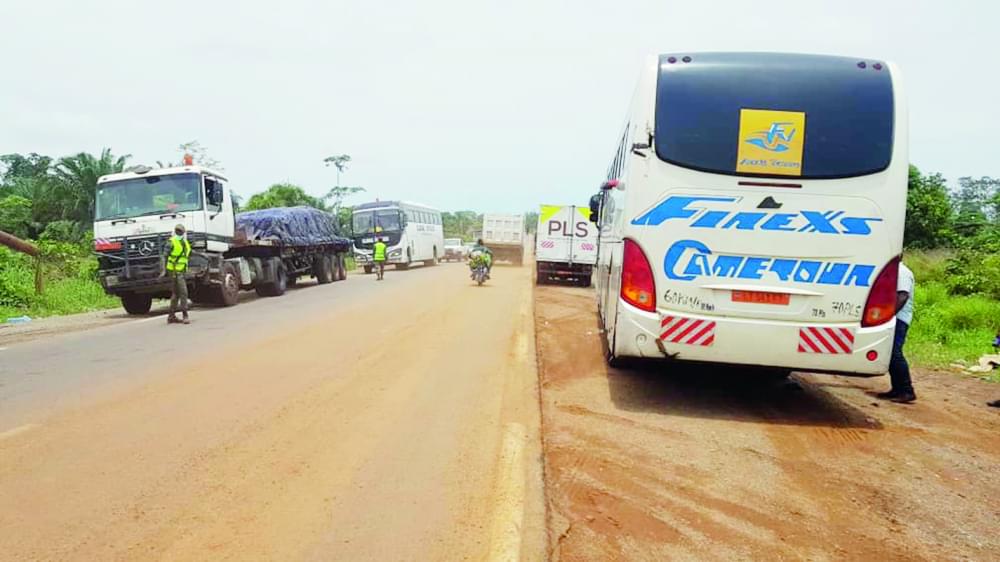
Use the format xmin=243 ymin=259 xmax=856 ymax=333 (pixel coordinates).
xmin=1 ymin=246 xmax=119 ymax=321
xmin=905 ymin=250 xmax=1000 ymax=377
xmin=0 ymin=277 xmax=118 ymax=321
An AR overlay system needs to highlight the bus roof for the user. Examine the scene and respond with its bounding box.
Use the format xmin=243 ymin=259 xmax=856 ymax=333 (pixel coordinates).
xmin=353 ymin=200 xmax=439 ymax=212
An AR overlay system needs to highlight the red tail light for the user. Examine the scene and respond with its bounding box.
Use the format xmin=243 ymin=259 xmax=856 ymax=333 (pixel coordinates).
xmin=862 ymin=256 xmax=900 ymax=327
xmin=621 ymin=239 xmax=656 ymax=312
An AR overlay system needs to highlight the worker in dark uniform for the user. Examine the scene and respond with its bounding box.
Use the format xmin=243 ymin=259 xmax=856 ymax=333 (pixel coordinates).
xmin=166 ymin=224 xmax=192 ymax=324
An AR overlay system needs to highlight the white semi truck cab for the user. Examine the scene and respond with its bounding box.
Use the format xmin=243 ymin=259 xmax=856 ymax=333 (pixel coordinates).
xmin=94 ymin=165 xmax=350 ymax=314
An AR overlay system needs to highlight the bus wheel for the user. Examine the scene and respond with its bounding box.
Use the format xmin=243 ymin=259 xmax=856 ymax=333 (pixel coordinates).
xmin=425 ymin=248 xmax=438 ymax=267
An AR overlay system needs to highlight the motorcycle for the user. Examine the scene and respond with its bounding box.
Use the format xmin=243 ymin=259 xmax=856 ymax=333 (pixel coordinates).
xmin=469 ymin=252 xmax=490 ymax=286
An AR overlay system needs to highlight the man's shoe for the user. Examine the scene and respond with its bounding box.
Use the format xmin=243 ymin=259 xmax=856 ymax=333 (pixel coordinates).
xmin=167 ymin=315 xmax=179 ymax=324
xmin=987 ymin=399 xmax=1000 ymax=408
xmin=875 ymin=390 xmax=900 ymax=400
xmin=889 ymin=391 xmax=916 ymax=404
xmin=181 ymin=316 xmax=190 ymax=325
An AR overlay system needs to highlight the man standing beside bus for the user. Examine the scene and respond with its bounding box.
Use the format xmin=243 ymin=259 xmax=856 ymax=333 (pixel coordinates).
xmin=877 ymin=261 xmax=916 ymax=403
xmin=373 ymin=237 xmax=387 ymax=281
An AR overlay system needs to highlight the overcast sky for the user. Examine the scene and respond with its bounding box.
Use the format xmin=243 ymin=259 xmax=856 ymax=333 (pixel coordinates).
xmin=1 ymin=0 xmax=995 ymax=212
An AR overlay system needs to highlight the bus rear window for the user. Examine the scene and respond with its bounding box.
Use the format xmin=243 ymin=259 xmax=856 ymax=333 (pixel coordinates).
xmin=654 ymin=53 xmax=894 ymax=179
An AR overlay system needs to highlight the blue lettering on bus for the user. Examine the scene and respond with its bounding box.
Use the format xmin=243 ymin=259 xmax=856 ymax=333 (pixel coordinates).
xmin=631 ymin=196 xmax=881 ymax=235
xmin=663 ymin=239 xmax=874 ymax=287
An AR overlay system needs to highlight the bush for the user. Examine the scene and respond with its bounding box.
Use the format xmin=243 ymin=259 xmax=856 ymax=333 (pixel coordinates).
xmin=0 ymin=247 xmax=35 ymax=307
xmin=40 ymin=220 xmax=85 ymax=243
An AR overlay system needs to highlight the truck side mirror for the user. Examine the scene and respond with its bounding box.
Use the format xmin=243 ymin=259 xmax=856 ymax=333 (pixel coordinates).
xmin=589 ymin=193 xmax=602 ymax=223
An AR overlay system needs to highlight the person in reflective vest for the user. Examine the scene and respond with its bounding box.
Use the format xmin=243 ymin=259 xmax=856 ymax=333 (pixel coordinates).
xmin=166 ymin=223 xmax=192 ymax=324
xmin=373 ymin=237 xmax=387 ymax=281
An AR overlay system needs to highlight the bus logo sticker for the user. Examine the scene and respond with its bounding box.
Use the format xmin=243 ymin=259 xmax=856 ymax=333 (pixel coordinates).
xmin=736 ymin=109 xmax=806 ymax=176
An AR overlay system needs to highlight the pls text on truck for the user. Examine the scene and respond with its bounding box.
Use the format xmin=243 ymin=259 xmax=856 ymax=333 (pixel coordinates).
xmin=94 ymin=165 xmax=351 ymax=315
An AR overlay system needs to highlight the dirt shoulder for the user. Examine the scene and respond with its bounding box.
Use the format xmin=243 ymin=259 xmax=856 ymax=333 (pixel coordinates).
xmin=534 ymin=285 xmax=1000 ymax=561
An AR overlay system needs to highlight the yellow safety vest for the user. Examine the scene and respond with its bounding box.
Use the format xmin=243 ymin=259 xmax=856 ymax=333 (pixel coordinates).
xmin=373 ymin=241 xmax=387 ymax=262
xmin=166 ymin=235 xmax=192 ymax=273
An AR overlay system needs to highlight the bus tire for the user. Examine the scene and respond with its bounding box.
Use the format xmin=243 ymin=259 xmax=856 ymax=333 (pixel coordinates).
xmin=314 ymin=254 xmax=333 ymax=284
xmin=121 ymin=293 xmax=153 ymax=315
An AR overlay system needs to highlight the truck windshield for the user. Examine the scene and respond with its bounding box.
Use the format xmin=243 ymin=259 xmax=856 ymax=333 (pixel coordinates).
xmin=353 ymin=210 xmax=401 ymax=234
xmin=96 ymin=173 xmax=202 ymax=220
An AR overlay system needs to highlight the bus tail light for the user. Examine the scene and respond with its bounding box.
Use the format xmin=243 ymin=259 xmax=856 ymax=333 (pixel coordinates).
xmin=621 ymin=239 xmax=656 ymax=312
xmin=861 ymin=256 xmax=900 ymax=327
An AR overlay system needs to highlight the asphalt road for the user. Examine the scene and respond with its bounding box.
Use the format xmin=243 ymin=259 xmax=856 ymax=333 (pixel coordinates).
xmin=0 ymin=262 xmax=545 ymax=561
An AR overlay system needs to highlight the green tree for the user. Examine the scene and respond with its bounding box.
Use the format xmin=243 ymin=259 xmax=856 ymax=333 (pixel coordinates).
xmin=243 ymin=183 xmax=326 ymax=211
xmin=0 ymin=153 xmax=51 ymax=187
xmin=0 ymin=195 xmax=33 ymax=239
xmin=53 ymin=149 xmax=130 ymax=224
xmin=442 ymin=211 xmax=482 ymax=241
xmin=953 ymin=176 xmax=1000 ymax=225
xmin=323 ymin=154 xmax=351 ymax=187
xmin=524 ymin=211 xmax=539 ymax=234
xmin=904 ymin=165 xmax=955 ymax=249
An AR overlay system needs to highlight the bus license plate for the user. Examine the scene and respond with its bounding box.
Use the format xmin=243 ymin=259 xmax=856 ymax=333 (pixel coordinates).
xmin=732 ymin=290 xmax=790 ymax=305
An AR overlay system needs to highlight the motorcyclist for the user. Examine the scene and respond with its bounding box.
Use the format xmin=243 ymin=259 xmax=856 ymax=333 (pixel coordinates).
xmin=469 ymin=238 xmax=493 ymax=279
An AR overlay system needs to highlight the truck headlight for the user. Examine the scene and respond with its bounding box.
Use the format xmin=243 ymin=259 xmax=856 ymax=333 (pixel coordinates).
xmin=388 ymin=248 xmax=402 ymax=258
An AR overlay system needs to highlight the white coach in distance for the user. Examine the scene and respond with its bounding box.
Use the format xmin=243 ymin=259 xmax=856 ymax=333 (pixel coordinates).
xmin=591 ymin=52 xmax=907 ymax=375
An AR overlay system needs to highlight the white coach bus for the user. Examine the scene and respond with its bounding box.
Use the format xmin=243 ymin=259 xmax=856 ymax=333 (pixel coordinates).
xmin=591 ymin=52 xmax=907 ymax=375
xmin=352 ymin=200 xmax=444 ymax=272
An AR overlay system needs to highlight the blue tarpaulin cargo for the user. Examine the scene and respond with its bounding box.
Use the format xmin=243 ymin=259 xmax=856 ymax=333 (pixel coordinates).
xmin=235 ymin=206 xmax=348 ymax=247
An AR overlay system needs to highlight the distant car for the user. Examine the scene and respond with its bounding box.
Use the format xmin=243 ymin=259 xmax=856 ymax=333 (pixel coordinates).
xmin=443 ymin=238 xmax=467 ymax=262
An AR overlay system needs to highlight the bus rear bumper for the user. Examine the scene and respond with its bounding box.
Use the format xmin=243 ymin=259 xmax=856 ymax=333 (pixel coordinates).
xmin=614 ymin=301 xmax=894 ymax=376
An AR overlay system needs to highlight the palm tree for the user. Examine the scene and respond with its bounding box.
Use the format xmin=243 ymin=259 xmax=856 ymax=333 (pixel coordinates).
xmin=53 ymin=148 xmax=130 ymax=224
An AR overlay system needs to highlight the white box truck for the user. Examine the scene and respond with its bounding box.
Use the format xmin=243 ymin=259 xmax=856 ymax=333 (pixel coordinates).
xmin=481 ymin=213 xmax=525 ymax=265
xmin=535 ymin=204 xmax=598 ymax=286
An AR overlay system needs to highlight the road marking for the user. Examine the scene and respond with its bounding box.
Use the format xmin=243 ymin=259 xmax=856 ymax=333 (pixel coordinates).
xmin=0 ymin=347 xmax=7 ymax=352
xmin=488 ymin=422 xmax=528 ymax=562
xmin=0 ymin=423 xmax=38 ymax=442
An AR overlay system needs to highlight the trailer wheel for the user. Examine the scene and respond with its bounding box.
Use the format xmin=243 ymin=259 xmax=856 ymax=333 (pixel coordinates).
xmin=213 ymin=262 xmax=240 ymax=306
xmin=314 ymin=254 xmax=333 ymax=284
xmin=121 ymin=293 xmax=153 ymax=315
xmin=256 ymin=260 xmax=287 ymax=297
xmin=333 ymin=254 xmax=346 ymax=281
